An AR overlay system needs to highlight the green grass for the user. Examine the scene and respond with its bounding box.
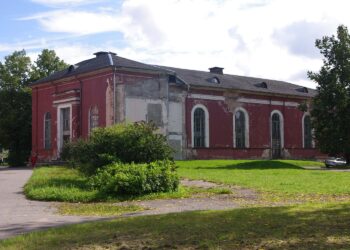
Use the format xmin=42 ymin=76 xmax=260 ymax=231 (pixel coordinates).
xmin=24 ymin=166 xmax=224 ymax=203
xmin=176 ymin=160 xmax=350 ymax=197
xmin=57 ymin=203 xmax=143 ymax=216
xmin=2 ymin=202 xmax=350 ymax=249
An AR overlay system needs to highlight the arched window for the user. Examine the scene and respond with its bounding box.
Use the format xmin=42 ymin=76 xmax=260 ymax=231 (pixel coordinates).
xmin=271 ymin=110 xmax=284 ymax=158
xmin=44 ymin=112 xmax=51 ymax=149
xmin=191 ymin=105 xmax=209 ymax=148
xmin=235 ymin=111 xmax=245 ymax=148
xmin=303 ymin=115 xmax=312 ymax=149
xmin=89 ymin=106 xmax=99 ymax=133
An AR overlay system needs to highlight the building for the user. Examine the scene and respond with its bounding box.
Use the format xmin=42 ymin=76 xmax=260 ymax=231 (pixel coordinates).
xmin=31 ymin=51 xmax=322 ymax=161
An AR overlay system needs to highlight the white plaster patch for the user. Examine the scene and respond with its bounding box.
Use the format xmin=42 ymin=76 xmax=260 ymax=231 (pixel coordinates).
xmin=188 ymin=94 xmax=225 ymax=101
xmin=168 ymin=102 xmax=182 ymax=134
xmin=237 ymin=97 xmax=299 ymax=107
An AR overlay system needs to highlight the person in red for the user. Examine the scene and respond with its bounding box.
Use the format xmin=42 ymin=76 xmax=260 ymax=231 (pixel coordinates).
xmin=30 ymin=153 xmax=38 ymax=168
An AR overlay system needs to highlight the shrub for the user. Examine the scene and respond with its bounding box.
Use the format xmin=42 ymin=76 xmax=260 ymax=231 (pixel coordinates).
xmin=62 ymin=122 xmax=173 ymax=175
xmin=89 ymin=160 xmax=179 ymax=195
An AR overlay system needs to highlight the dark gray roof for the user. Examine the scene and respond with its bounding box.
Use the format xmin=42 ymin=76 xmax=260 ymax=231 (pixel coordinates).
xmin=159 ymin=66 xmax=316 ymax=98
xmin=32 ymin=52 xmax=164 ymax=85
xmin=32 ymin=51 xmax=316 ymax=98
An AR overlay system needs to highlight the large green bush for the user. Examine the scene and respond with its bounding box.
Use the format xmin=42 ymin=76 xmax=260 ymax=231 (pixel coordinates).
xmin=62 ymin=122 xmax=174 ymax=175
xmin=89 ymin=160 xmax=179 ymax=195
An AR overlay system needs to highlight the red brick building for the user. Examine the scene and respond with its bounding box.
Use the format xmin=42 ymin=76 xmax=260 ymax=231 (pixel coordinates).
xmin=31 ymin=51 xmax=321 ymax=161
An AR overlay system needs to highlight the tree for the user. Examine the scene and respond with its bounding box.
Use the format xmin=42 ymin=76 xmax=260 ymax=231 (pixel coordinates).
xmin=31 ymin=49 xmax=68 ymax=81
xmin=0 ymin=49 xmax=67 ymax=166
xmin=308 ymin=25 xmax=350 ymax=163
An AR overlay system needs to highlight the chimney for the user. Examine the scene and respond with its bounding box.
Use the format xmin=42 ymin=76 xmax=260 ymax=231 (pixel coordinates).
xmin=93 ymin=51 xmax=117 ymax=57
xmin=209 ymin=67 xmax=224 ymax=75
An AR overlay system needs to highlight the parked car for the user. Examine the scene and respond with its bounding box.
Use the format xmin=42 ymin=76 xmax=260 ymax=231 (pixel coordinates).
xmin=325 ymin=157 xmax=347 ymax=168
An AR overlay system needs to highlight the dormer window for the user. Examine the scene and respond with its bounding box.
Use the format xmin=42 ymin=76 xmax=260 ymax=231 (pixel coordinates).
xmin=207 ymin=76 xmax=220 ymax=84
xmin=68 ymin=65 xmax=78 ymax=73
xmin=255 ymin=81 xmax=268 ymax=89
xmin=296 ymin=87 xmax=308 ymax=93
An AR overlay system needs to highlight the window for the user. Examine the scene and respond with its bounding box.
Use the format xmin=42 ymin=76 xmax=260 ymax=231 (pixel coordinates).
xmin=235 ymin=111 xmax=246 ymax=148
xmin=44 ymin=112 xmax=51 ymax=149
xmin=234 ymin=108 xmax=249 ymax=148
xmin=89 ymin=106 xmax=99 ymax=133
xmin=303 ymin=115 xmax=312 ymax=149
xmin=191 ymin=105 xmax=209 ymax=148
xmin=271 ymin=110 xmax=284 ymax=159
xmin=193 ymin=108 xmax=205 ymax=147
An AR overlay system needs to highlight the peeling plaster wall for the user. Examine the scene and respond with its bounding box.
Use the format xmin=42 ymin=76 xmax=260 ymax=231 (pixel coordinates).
xmin=118 ymin=77 xmax=185 ymax=159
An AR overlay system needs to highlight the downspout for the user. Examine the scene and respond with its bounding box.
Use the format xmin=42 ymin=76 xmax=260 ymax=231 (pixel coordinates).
xmin=79 ymin=78 xmax=83 ymax=137
xmin=108 ymin=52 xmax=117 ymax=124
xmin=113 ymin=66 xmax=116 ymax=124
xmin=35 ymin=87 xmax=39 ymax=156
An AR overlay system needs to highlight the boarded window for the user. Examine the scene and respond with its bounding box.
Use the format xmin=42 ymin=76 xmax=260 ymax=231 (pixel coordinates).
xmin=44 ymin=112 xmax=51 ymax=149
xmin=193 ymin=108 xmax=206 ymax=147
xmin=235 ymin=111 xmax=246 ymax=148
xmin=304 ymin=115 xmax=312 ymax=149
xmin=89 ymin=106 xmax=99 ymax=133
xmin=147 ymin=103 xmax=162 ymax=126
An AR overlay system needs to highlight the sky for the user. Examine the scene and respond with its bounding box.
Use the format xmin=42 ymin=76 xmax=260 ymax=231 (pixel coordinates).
xmin=1 ymin=0 xmax=350 ymax=88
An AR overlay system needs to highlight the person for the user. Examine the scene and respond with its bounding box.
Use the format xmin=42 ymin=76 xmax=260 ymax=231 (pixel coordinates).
xmin=30 ymin=153 xmax=38 ymax=168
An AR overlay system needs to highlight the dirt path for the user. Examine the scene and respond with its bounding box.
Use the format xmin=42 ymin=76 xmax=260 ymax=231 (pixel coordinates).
xmin=119 ymin=179 xmax=259 ymax=217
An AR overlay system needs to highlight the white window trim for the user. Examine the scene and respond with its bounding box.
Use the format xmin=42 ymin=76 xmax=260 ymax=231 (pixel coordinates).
xmin=270 ymin=110 xmax=284 ymax=149
xmin=302 ymin=113 xmax=315 ymax=149
xmin=43 ymin=112 xmax=51 ymax=150
xmin=191 ymin=104 xmax=209 ymax=148
xmin=233 ymin=107 xmax=250 ymax=148
xmin=57 ymin=103 xmax=72 ymax=155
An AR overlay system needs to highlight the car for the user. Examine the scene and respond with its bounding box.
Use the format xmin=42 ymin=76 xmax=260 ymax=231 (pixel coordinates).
xmin=325 ymin=157 xmax=347 ymax=168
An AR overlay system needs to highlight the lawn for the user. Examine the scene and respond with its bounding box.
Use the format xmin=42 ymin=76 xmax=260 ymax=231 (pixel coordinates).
xmin=24 ymin=166 xmax=230 ymax=204
xmin=177 ymin=160 xmax=350 ymax=197
xmin=2 ymin=202 xmax=350 ymax=249
xmin=7 ymin=159 xmax=350 ymax=249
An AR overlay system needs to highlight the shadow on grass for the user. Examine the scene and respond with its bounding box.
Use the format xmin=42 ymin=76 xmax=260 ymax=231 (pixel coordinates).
xmin=196 ymin=160 xmax=303 ymax=170
xmin=4 ymin=203 xmax=350 ymax=249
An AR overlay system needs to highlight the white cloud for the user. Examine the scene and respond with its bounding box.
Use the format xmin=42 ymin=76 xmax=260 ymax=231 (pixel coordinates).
xmin=15 ymin=0 xmax=350 ymax=88
xmin=31 ymin=0 xmax=102 ymax=7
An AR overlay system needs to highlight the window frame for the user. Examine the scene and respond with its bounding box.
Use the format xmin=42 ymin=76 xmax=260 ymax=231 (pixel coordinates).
xmin=270 ymin=110 xmax=284 ymax=149
xmin=191 ymin=104 xmax=209 ymax=148
xmin=233 ymin=107 xmax=250 ymax=148
xmin=302 ymin=113 xmax=313 ymax=149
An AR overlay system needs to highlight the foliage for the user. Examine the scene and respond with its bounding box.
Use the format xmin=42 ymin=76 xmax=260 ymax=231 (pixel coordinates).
xmin=0 ymin=49 xmax=67 ymax=166
xmin=3 ymin=202 xmax=350 ymax=249
xmin=30 ymin=49 xmax=68 ymax=81
xmin=62 ymin=122 xmax=174 ymax=175
xmin=24 ymin=166 xmax=192 ymax=202
xmin=89 ymin=160 xmax=179 ymax=195
xmin=308 ymin=25 xmax=350 ymax=163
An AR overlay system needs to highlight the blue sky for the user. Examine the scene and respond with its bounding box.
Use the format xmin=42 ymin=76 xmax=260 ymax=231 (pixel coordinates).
xmin=1 ymin=0 xmax=350 ymax=88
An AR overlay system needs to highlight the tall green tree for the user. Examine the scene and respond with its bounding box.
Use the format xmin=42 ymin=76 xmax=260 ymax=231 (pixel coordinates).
xmin=308 ymin=25 xmax=350 ymax=163
xmin=31 ymin=49 xmax=68 ymax=81
xmin=0 ymin=49 xmax=67 ymax=166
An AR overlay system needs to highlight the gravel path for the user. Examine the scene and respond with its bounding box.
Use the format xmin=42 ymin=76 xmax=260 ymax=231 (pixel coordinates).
xmin=0 ymin=167 xmax=109 ymax=240
xmin=120 ymin=179 xmax=258 ymax=217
